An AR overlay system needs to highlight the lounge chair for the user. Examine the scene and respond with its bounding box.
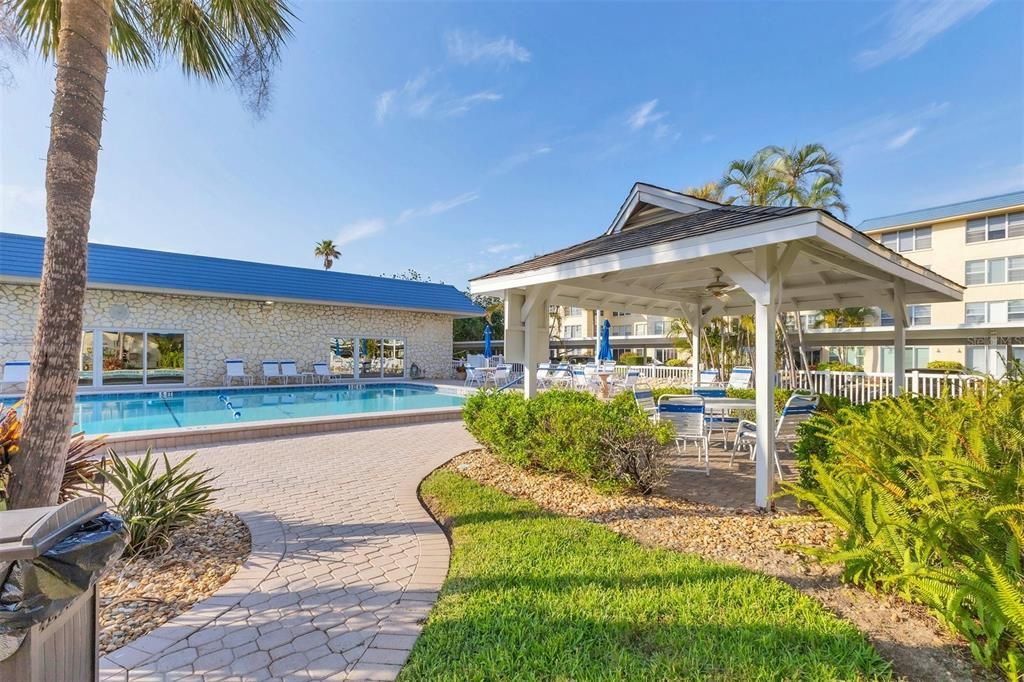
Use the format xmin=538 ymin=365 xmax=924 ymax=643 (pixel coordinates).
xmin=733 ymin=393 xmax=820 ymax=477
xmin=262 ymin=360 xmax=281 ymax=384
xmin=572 ymin=368 xmax=596 ymax=392
xmin=536 ymin=363 xmax=552 ymax=388
xmin=633 ymin=383 xmax=657 ymax=418
xmin=726 ymin=366 xmax=754 ymax=390
xmin=225 ymin=359 xmax=252 ymax=386
xmin=657 ymin=394 xmax=709 ymax=475
xmin=696 ymin=368 xmax=720 ymax=386
xmin=613 ymin=367 xmax=641 ymax=394
xmin=0 ymin=361 xmax=30 ymax=392
xmin=313 ymin=362 xmax=344 ymax=384
xmin=465 ymin=366 xmax=484 ymax=387
xmin=280 ymin=360 xmax=301 ymax=384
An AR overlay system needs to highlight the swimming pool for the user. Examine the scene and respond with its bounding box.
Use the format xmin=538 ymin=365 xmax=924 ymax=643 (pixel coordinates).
xmin=67 ymin=384 xmax=466 ymax=435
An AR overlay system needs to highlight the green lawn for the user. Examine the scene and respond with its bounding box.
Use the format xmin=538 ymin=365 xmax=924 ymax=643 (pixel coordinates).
xmin=400 ymin=470 xmax=891 ymax=682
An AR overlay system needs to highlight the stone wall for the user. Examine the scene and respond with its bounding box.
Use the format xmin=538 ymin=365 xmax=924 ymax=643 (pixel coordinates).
xmin=0 ymin=284 xmax=455 ymax=385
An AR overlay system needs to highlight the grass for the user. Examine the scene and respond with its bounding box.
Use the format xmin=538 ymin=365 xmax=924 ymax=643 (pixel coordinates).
xmin=400 ymin=469 xmax=891 ymax=682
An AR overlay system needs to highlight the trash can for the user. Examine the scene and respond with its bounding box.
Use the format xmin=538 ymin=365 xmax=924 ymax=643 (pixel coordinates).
xmin=0 ymin=497 xmax=126 ymax=682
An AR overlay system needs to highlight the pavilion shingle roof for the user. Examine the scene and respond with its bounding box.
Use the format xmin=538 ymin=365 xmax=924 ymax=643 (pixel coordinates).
xmin=476 ymin=204 xmax=817 ymax=280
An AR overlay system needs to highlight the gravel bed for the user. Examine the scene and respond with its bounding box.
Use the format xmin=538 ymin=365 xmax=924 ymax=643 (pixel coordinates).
xmin=446 ymin=449 xmax=994 ymax=682
xmin=98 ymin=510 xmax=251 ymax=655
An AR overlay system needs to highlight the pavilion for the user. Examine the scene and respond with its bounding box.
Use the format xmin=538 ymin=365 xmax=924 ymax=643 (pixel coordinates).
xmin=469 ymin=183 xmax=964 ymax=508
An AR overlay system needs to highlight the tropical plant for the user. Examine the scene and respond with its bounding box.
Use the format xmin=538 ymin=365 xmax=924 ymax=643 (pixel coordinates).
xmin=927 ymin=360 xmax=966 ymax=372
xmin=7 ymin=0 xmax=294 ymax=509
xmin=783 ymin=381 xmax=1024 ymax=676
xmin=766 ymin=143 xmax=845 ymax=214
xmin=719 ymin=147 xmax=785 ymax=205
xmin=683 ymin=181 xmax=723 ymax=202
xmin=95 ymin=450 xmax=219 ymax=556
xmin=314 ymin=239 xmax=341 ymax=270
xmin=0 ymin=401 xmax=105 ymax=509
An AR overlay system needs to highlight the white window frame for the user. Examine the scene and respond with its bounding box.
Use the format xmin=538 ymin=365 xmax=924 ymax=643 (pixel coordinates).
xmin=966 ymin=212 xmax=1024 ymax=243
xmin=908 ymin=304 xmax=931 ymax=327
xmin=880 ymin=226 xmax=931 ymax=253
xmin=965 ymin=256 xmax=1024 ymax=285
xmin=83 ymin=328 xmax=188 ymax=388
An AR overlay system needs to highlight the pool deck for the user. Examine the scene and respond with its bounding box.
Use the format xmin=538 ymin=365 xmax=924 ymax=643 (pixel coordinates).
xmin=100 ymin=421 xmax=478 ymax=682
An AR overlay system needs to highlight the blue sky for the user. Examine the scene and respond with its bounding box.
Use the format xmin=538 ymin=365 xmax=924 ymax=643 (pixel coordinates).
xmin=2 ymin=0 xmax=1022 ymax=288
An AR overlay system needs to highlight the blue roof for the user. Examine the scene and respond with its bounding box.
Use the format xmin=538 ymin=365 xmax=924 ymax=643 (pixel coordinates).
xmin=857 ymin=191 xmax=1024 ymax=232
xmin=0 ymin=232 xmax=483 ymax=316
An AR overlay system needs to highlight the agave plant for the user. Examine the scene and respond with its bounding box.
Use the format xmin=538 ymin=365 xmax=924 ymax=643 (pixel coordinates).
xmin=95 ymin=450 xmax=220 ymax=556
xmin=783 ymin=380 xmax=1024 ymax=676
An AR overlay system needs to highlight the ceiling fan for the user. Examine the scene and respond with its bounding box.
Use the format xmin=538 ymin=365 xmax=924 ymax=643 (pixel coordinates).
xmin=704 ymin=268 xmax=739 ymax=300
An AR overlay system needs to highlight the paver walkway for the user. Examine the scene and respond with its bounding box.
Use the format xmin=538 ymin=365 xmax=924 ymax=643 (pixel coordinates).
xmin=101 ymin=421 xmax=477 ymax=682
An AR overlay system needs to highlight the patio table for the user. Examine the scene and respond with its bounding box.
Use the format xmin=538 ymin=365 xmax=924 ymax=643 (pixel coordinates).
xmin=701 ymin=397 xmax=755 ymax=411
xmin=596 ymin=371 xmax=614 ymax=399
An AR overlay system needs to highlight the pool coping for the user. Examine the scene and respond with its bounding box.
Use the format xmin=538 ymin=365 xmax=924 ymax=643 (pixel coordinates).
xmin=102 ymin=405 xmax=467 ymax=454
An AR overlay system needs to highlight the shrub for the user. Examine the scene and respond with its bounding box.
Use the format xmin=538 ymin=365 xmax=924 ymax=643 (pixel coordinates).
xmin=927 ymin=360 xmax=965 ymax=372
xmin=665 ymin=358 xmax=688 ymax=367
xmin=96 ymin=450 xmax=219 ymax=556
xmin=782 ymin=380 xmax=1024 ymax=676
xmin=618 ymin=352 xmax=645 ymax=366
xmin=465 ymin=389 xmax=671 ymax=493
xmin=0 ymin=402 xmax=105 ymax=509
xmin=815 ymin=361 xmax=863 ymax=372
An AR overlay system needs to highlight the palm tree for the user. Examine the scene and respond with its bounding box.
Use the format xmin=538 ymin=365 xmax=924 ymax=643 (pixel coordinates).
xmin=800 ymin=175 xmax=849 ymax=218
xmin=719 ymin=147 xmax=784 ymax=205
xmin=767 ymin=143 xmax=843 ymax=207
xmin=314 ymin=239 xmax=341 ymax=270
xmin=8 ymin=0 xmax=294 ymax=509
xmin=683 ymin=181 xmax=723 ymax=202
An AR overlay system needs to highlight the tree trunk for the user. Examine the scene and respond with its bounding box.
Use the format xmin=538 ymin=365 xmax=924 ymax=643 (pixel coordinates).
xmin=794 ymin=311 xmax=810 ymax=385
xmin=775 ymin=314 xmax=798 ymax=386
xmin=9 ymin=0 xmax=112 ymax=509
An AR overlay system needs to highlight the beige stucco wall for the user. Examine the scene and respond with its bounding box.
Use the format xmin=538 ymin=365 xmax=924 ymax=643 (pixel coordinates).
xmin=0 ymin=284 xmax=455 ymax=385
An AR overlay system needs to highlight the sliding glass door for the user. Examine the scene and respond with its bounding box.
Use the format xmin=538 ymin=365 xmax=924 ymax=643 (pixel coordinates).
xmin=329 ymin=336 xmax=407 ymax=380
xmin=79 ymin=330 xmax=185 ymax=387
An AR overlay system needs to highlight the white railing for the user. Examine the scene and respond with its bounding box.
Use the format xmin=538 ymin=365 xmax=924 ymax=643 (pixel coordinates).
xmin=779 ymin=370 xmax=985 ymax=404
xmin=613 ymin=364 xmax=695 ymax=385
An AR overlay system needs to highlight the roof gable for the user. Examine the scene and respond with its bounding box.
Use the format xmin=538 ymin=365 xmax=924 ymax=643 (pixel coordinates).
xmin=0 ymin=232 xmax=483 ymax=317
xmin=606 ymin=183 xmax=722 ymax=234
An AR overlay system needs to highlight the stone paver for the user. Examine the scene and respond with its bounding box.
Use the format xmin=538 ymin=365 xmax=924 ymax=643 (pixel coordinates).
xmin=102 ymin=421 xmax=476 ymax=682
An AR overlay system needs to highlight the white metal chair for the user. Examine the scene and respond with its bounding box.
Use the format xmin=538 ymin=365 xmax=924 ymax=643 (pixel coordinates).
xmin=727 ymin=366 xmax=754 ymax=390
xmin=493 ymin=364 xmax=511 ymax=387
xmin=464 ymin=366 xmax=484 ymax=387
xmin=280 ymin=360 xmax=302 ymax=384
xmin=614 ymin=367 xmax=641 ymax=394
xmin=313 ymin=362 xmax=344 ymax=384
xmin=261 ymin=360 xmax=281 ymax=384
xmin=696 ymin=368 xmax=720 ymax=386
xmin=0 ymin=361 xmax=30 ymax=392
xmin=536 ymin=363 xmax=552 ymax=388
xmin=733 ymin=393 xmax=820 ymax=477
xmin=657 ymin=394 xmax=709 ymax=475
xmin=224 ymin=359 xmax=251 ymax=386
xmin=693 ymin=386 xmax=734 ymax=447
xmin=572 ymin=368 xmax=595 ymax=392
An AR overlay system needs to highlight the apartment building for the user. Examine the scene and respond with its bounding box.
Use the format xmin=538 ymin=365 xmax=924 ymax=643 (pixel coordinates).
xmin=553 ymin=306 xmax=680 ymax=362
xmin=854 ymin=191 xmax=1024 ymax=375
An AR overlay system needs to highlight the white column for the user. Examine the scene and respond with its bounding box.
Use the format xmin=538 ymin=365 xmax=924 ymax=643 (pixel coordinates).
xmin=754 ymin=247 xmax=778 ymax=510
xmin=892 ymin=281 xmax=905 ymax=396
xmin=594 ymin=309 xmax=603 ymax=357
xmin=688 ymin=301 xmax=702 ymax=383
xmin=523 ymin=288 xmax=550 ymax=398
xmin=503 ymin=290 xmax=525 ymax=367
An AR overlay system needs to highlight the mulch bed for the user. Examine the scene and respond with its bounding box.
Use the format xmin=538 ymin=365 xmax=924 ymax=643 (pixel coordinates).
xmin=445 ymin=449 xmax=994 ymax=681
xmin=98 ymin=510 xmax=251 ymax=655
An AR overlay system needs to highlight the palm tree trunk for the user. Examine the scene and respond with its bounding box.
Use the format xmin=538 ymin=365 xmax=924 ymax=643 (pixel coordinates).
xmin=775 ymin=314 xmax=798 ymax=386
xmin=794 ymin=311 xmax=810 ymax=384
xmin=9 ymin=0 xmax=113 ymax=509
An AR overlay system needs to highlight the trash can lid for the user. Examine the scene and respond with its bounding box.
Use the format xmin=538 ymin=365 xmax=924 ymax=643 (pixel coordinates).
xmin=0 ymin=497 xmax=106 ymax=561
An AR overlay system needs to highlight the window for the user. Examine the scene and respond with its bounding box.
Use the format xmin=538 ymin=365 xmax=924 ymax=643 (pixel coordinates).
xmin=968 ymin=344 xmax=1024 ymax=377
xmin=880 ymin=226 xmax=931 ymax=252
xmin=965 ymin=256 xmax=1024 ymax=285
xmin=611 ymin=325 xmax=630 ymax=336
xmin=567 ymin=307 xmax=582 ymax=316
xmin=81 ymin=330 xmax=185 ymax=386
xmin=79 ymin=331 xmax=94 ymax=386
xmin=329 ymin=338 xmax=355 ymax=378
xmin=880 ymin=346 xmax=929 ymax=372
xmin=652 ymin=321 xmax=668 ymax=335
xmin=908 ymin=305 xmax=931 ymax=326
xmin=612 ymin=311 xmax=628 ymax=317
xmin=965 ymin=302 xmax=987 ymax=324
xmin=879 ymin=305 xmax=930 ymax=326
xmin=564 ymin=324 xmax=583 ymax=339
xmin=633 ymin=322 xmax=648 ymax=336
xmin=147 ymin=333 xmax=185 ymax=384
xmin=1010 ymin=300 xmax=1024 ymax=322
xmin=332 ymin=336 xmax=406 ymax=379
xmin=966 ymin=212 xmax=1024 ymax=243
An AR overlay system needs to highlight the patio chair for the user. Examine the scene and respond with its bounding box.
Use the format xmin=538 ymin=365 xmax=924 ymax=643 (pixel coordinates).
xmin=493 ymin=364 xmax=511 ymax=387
xmin=464 ymin=366 xmax=484 ymax=388
xmin=0 ymin=361 xmax=30 ymax=392
xmin=280 ymin=360 xmax=302 ymax=384
xmin=633 ymin=383 xmax=657 ymax=419
xmin=613 ymin=367 xmax=641 ymax=394
xmin=693 ymin=386 xmax=735 ymax=447
xmin=572 ymin=368 xmax=596 ymax=392
xmin=657 ymin=394 xmax=709 ymax=475
xmin=732 ymin=393 xmax=820 ymax=478
xmin=696 ymin=368 xmax=720 ymax=386
xmin=548 ymin=365 xmax=572 ymax=388
xmin=261 ymin=360 xmax=281 ymax=384
xmin=313 ymin=362 xmax=344 ymax=384
xmin=536 ymin=363 xmax=552 ymax=388
xmin=225 ymin=359 xmax=251 ymax=386
xmin=726 ymin=366 xmax=754 ymax=390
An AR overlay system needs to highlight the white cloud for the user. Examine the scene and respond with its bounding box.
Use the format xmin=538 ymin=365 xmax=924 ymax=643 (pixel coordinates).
xmin=374 ymin=71 xmax=500 ymax=121
xmin=396 ymin=192 xmax=479 ymax=224
xmin=887 ymin=126 xmax=920 ymax=149
xmin=485 ymin=242 xmax=521 ymax=254
xmin=490 ymin=145 xmax=552 ymax=174
xmin=627 ymin=99 xmax=666 ymax=130
xmin=444 ymin=91 xmax=503 ymax=117
xmin=446 ymin=30 xmax=531 ymax=65
xmin=700 ymin=133 xmax=717 ymax=144
xmin=828 ymin=101 xmax=949 ymax=155
xmin=335 ymin=218 xmax=387 ymax=246
xmin=856 ymin=0 xmax=992 ymax=69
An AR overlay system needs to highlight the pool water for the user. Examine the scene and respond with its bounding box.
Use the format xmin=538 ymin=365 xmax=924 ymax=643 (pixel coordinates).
xmin=69 ymin=384 xmax=466 ymax=435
